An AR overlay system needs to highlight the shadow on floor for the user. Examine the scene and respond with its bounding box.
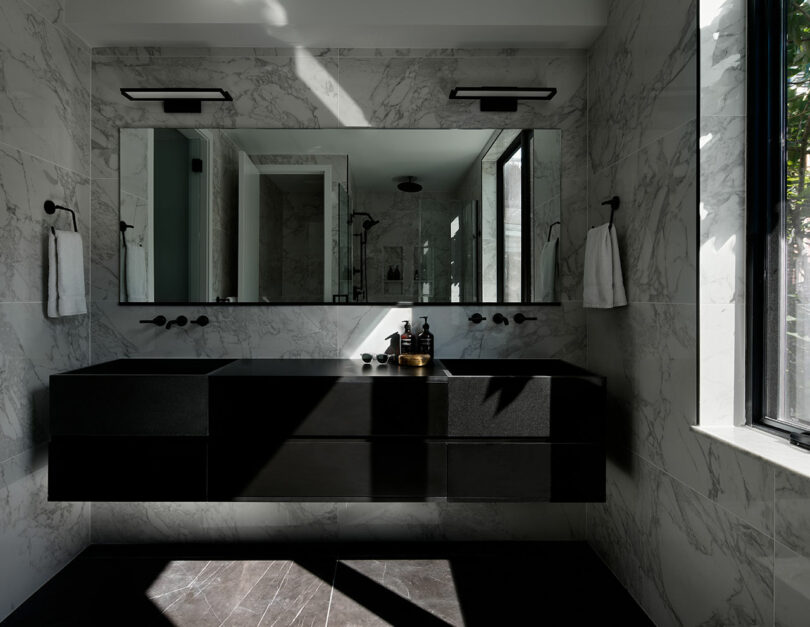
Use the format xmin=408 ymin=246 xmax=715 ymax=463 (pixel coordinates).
xmin=1 ymin=542 xmax=652 ymax=626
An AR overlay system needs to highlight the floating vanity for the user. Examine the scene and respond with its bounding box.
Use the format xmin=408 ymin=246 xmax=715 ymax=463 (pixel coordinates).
xmin=49 ymin=359 xmax=605 ymax=503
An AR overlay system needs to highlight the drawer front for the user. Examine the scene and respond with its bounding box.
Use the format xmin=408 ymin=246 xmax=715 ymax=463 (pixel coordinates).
xmin=48 ymin=437 xmax=207 ymax=501
xmin=50 ymin=376 xmax=209 ymax=436
xmin=210 ymin=378 xmax=447 ymax=437
xmin=447 ymin=442 xmax=604 ymax=502
xmin=209 ymin=439 xmax=446 ymax=500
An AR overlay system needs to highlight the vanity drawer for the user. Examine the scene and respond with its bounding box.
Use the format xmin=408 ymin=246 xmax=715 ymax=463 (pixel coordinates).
xmin=447 ymin=442 xmax=605 ymax=502
xmin=210 ymin=378 xmax=447 ymax=437
xmin=209 ymin=439 xmax=446 ymax=500
xmin=48 ymin=437 xmax=207 ymax=501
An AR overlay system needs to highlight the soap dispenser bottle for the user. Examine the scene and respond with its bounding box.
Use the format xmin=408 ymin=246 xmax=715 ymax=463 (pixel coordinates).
xmin=385 ymin=331 xmax=401 ymax=358
xmin=417 ymin=316 xmax=434 ymax=357
xmin=400 ymin=320 xmax=414 ymax=354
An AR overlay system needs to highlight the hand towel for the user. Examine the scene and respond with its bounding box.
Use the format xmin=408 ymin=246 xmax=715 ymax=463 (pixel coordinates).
xmin=48 ymin=229 xmax=87 ymax=317
xmin=583 ymin=223 xmax=627 ymax=308
xmin=538 ymin=236 xmax=558 ymax=302
xmin=125 ymin=245 xmax=148 ymax=302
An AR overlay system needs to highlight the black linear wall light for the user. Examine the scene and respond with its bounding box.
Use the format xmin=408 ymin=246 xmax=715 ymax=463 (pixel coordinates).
xmin=449 ymin=86 xmax=557 ymax=112
xmin=120 ymin=88 xmax=233 ymax=113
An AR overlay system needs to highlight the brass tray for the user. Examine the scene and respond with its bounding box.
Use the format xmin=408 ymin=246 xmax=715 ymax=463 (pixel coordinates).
xmin=398 ymin=354 xmax=431 ymax=367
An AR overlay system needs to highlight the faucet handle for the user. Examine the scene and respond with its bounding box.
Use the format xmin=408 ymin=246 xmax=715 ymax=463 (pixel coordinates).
xmin=190 ymin=315 xmax=209 ymax=327
xmin=468 ymin=313 xmax=487 ymax=324
xmin=492 ymin=313 xmax=509 ymax=326
xmin=139 ymin=315 xmax=167 ymax=327
xmin=165 ymin=315 xmax=188 ymax=329
xmin=513 ymin=313 xmax=538 ymax=324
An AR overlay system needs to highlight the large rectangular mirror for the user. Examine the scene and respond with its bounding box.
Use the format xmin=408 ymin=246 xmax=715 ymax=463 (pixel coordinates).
xmin=119 ymin=128 xmax=561 ymax=304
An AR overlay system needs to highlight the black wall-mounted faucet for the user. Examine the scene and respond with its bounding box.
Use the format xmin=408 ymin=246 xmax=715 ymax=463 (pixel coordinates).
xmin=468 ymin=313 xmax=487 ymax=324
xmin=165 ymin=315 xmax=188 ymax=329
xmin=190 ymin=315 xmax=209 ymax=327
xmin=139 ymin=315 xmax=167 ymax=327
xmin=513 ymin=313 xmax=538 ymax=324
xmin=492 ymin=313 xmax=509 ymax=325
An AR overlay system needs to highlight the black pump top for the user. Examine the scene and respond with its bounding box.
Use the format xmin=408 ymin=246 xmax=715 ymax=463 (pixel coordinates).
xmin=420 ymin=316 xmax=430 ymax=330
xmin=402 ymin=320 xmax=412 ymax=332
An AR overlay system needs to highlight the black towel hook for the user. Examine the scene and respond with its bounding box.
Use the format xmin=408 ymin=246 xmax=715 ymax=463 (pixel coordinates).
xmin=601 ymin=196 xmax=620 ymax=230
xmin=546 ymin=221 xmax=561 ymax=242
xmin=44 ymin=200 xmax=78 ymax=233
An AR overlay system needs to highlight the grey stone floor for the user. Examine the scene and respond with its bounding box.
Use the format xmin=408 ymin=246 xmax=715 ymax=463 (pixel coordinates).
xmin=2 ymin=543 xmax=652 ymax=626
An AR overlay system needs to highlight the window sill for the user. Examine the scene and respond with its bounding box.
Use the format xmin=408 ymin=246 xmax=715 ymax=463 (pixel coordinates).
xmin=692 ymin=424 xmax=810 ymax=479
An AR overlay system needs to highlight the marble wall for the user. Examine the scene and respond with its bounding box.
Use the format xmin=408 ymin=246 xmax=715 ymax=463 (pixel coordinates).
xmin=587 ymin=0 xmax=810 ymax=624
xmin=88 ymin=47 xmax=590 ymax=544
xmin=0 ymin=0 xmax=91 ymax=620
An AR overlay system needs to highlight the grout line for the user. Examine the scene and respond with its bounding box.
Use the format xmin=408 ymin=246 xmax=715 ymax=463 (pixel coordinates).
xmin=0 ymin=139 xmax=90 ymax=180
xmin=624 ymin=444 xmax=775 ymax=540
xmin=589 ymin=117 xmax=698 ymax=181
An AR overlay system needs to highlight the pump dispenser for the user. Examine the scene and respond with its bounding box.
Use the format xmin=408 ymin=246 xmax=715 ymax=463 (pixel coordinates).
xmin=400 ymin=320 xmax=414 ymax=354
xmin=417 ymin=316 xmax=434 ymax=357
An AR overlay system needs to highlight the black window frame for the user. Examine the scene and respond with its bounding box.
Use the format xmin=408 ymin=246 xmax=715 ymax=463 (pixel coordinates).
xmin=495 ymin=130 xmax=533 ymax=302
xmin=747 ymin=0 xmax=809 ymax=436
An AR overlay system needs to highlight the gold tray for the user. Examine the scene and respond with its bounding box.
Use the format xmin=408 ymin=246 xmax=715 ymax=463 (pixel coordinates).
xmin=398 ymin=354 xmax=431 ymax=367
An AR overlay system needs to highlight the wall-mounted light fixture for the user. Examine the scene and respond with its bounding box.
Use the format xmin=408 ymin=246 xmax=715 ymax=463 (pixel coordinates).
xmin=120 ymin=88 xmax=233 ymax=113
xmin=449 ymin=86 xmax=557 ymax=112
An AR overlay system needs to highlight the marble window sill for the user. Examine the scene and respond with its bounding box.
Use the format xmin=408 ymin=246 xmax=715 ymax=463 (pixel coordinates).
xmin=693 ymin=424 xmax=810 ymax=479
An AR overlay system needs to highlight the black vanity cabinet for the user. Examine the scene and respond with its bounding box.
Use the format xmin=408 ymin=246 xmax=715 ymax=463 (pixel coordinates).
xmin=47 ymin=358 xmax=606 ymax=503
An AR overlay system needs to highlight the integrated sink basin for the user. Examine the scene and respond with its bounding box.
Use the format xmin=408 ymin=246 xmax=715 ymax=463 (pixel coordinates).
xmin=440 ymin=359 xmax=595 ymax=377
xmin=439 ymin=359 xmax=605 ymax=440
xmin=50 ymin=358 xmax=234 ymax=436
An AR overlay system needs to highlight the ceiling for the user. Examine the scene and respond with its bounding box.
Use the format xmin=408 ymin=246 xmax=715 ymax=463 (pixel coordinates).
xmin=64 ymin=0 xmax=608 ymax=49
xmin=224 ymin=128 xmax=504 ymax=192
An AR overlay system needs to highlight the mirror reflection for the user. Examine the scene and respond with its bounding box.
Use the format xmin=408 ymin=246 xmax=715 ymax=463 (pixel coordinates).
xmin=119 ymin=128 xmax=561 ymax=304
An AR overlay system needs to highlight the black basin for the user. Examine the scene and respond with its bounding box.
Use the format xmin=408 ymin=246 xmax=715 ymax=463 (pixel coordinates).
xmin=50 ymin=359 xmax=234 ymax=437
xmin=440 ymin=359 xmax=594 ymax=377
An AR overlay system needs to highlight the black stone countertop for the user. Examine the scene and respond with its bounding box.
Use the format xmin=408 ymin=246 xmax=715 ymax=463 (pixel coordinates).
xmin=211 ymin=358 xmax=448 ymax=382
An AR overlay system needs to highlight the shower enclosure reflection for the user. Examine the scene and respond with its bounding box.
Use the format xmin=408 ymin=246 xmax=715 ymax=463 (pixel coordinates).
xmin=119 ymin=128 xmax=562 ymax=304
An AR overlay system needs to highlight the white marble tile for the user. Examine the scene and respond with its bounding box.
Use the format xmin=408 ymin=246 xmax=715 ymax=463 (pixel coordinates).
xmin=336 ymin=303 xmax=585 ymax=365
xmin=22 ymin=0 xmax=63 ymax=23
xmin=90 ymin=178 xmax=120 ymax=303
xmin=91 ymin=53 xmax=341 ymax=180
xmin=337 ymin=48 xmax=587 ymax=59
xmin=776 ymin=542 xmax=810 ymax=627
xmin=587 ymin=302 xmax=696 ymax=470
xmin=589 ymin=0 xmax=697 ymax=173
xmin=699 ymin=302 xmax=745 ymax=426
xmin=589 ymin=454 xmax=773 ymax=627
xmin=90 ymin=301 xmax=338 ymax=362
xmin=776 ymin=469 xmax=810 ymax=560
xmin=0 ymin=144 xmax=90 ymax=303
xmin=700 ymin=116 xmax=745 ymax=305
xmin=589 ymin=121 xmax=697 ymax=305
xmin=336 ymin=54 xmax=587 ymax=130
xmin=0 ymin=447 xmax=89 ymax=621
xmin=0 ymin=0 xmax=91 ymax=175
xmin=0 ymin=303 xmax=89 ymax=464
xmin=700 ymin=0 xmax=745 ymax=117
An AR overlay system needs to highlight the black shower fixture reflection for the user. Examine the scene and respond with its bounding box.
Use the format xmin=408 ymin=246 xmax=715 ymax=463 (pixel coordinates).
xmin=397 ymin=176 xmax=423 ymax=193
xmin=349 ymin=212 xmax=382 ymax=302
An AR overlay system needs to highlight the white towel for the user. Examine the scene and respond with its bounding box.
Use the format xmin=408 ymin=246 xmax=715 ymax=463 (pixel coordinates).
xmin=583 ymin=223 xmax=627 ymax=308
xmin=48 ymin=229 xmax=87 ymax=317
xmin=125 ymin=245 xmax=148 ymax=302
xmin=538 ymin=236 xmax=558 ymax=302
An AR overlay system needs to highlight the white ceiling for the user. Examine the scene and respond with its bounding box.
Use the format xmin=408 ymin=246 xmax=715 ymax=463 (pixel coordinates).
xmin=64 ymin=0 xmax=608 ymax=49
xmin=223 ymin=128 xmax=504 ymax=192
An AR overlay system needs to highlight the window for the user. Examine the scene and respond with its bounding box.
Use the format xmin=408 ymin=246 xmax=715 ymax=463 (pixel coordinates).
xmin=748 ymin=0 xmax=810 ymax=435
xmin=496 ymin=130 xmax=533 ymax=302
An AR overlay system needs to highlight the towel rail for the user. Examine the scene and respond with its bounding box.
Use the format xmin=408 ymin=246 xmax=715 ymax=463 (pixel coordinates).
xmin=44 ymin=200 xmax=78 ymax=234
xmin=601 ymin=196 xmax=620 ymax=230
